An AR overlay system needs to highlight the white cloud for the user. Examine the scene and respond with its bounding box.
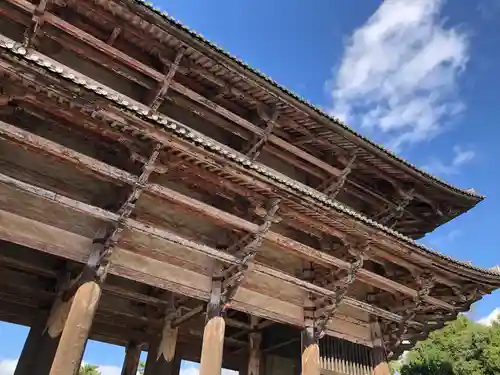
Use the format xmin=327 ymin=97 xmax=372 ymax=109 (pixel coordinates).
xmin=422 ymin=145 xmax=475 ymax=175
xmin=0 ymin=359 xmax=17 ymax=375
xmin=478 ymin=307 xmax=500 ymax=326
xmin=329 ymin=0 xmax=469 ymax=151
xmin=98 ymin=365 xmax=122 ymax=375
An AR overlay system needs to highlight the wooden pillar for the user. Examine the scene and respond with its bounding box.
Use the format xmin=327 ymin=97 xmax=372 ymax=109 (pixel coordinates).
xmin=121 ymin=341 xmax=142 ymax=375
xmin=247 ymin=317 xmax=262 ymax=375
xmin=199 ymin=271 xmax=226 ymax=375
xmin=14 ymin=316 xmax=60 ymax=375
xmin=49 ymin=281 xmax=102 ymax=375
xmin=301 ymin=263 xmax=320 ymax=375
xmin=144 ymin=321 xmax=179 ymax=375
xmin=370 ymin=320 xmax=390 ymax=375
xmin=301 ymin=325 xmax=320 ymax=375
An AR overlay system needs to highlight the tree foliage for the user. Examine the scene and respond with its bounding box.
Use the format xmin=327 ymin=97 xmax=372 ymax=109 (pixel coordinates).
xmin=395 ymin=315 xmax=500 ymax=375
xmin=79 ymin=364 xmax=101 ymax=375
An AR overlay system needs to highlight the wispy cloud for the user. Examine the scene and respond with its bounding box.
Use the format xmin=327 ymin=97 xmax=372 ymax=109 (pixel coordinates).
xmin=0 ymin=359 xmax=17 ymax=375
xmin=477 ymin=307 xmax=500 ymax=326
xmin=422 ymin=145 xmax=475 ymax=175
xmin=329 ymin=0 xmax=469 ymax=151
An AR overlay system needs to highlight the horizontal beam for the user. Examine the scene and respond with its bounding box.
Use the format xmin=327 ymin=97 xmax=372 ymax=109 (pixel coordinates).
xmin=2 ymin=0 xmax=344 ymax=178
xmin=0 ymin=171 xmax=421 ymax=327
xmin=0 ymin=120 xmax=454 ymax=311
xmin=8 ymin=0 xmax=446 ymax=223
xmin=1 ymin=34 xmax=486 ymax=290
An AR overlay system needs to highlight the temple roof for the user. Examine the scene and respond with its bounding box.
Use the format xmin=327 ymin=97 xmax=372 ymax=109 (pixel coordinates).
xmin=2 ymin=34 xmax=498 ymax=283
xmin=130 ymin=0 xmax=483 ymax=202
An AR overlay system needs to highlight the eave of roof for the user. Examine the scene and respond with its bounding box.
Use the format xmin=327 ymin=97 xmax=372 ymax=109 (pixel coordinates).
xmin=128 ymin=0 xmax=484 ymax=202
xmin=2 ymin=37 xmax=498 ymax=281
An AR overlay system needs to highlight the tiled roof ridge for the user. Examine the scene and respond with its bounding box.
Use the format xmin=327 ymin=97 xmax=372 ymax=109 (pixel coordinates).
xmin=1 ymin=36 xmax=498 ymax=279
xmin=130 ymin=0 xmax=483 ymax=200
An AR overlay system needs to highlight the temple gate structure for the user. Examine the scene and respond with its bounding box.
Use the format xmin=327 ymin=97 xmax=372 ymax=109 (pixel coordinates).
xmin=0 ymin=1 xmax=499 ymax=374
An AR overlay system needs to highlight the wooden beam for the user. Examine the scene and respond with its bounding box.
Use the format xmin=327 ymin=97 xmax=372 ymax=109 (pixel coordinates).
xmin=64 ymin=0 xmax=468 ymax=224
xmin=0 ymin=173 xmax=420 ymax=328
xmin=2 ymin=0 xmax=344 ymax=179
xmin=0 ymin=120 xmax=456 ymax=310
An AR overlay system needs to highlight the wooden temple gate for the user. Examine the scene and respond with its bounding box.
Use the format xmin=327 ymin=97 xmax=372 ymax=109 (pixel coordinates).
xmin=0 ymin=1 xmax=499 ymax=375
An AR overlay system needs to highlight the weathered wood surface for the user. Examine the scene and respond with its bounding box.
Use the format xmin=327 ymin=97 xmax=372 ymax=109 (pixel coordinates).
xmin=198 ymin=316 xmax=226 ymax=375
xmin=0 ymin=120 xmax=459 ymax=308
xmin=49 ymin=281 xmax=102 ymax=375
xmin=121 ymin=342 xmax=141 ymax=375
xmin=0 ymin=45 xmax=493 ymax=290
xmin=4 ymin=0 xmax=479 ymax=238
xmin=0 ymin=174 xmax=426 ymax=332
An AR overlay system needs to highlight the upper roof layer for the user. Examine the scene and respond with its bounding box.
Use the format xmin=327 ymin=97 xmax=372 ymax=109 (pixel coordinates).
xmin=129 ymin=0 xmax=483 ymax=201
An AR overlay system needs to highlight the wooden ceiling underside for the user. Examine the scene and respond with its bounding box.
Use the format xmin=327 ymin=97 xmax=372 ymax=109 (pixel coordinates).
xmin=0 ymin=0 xmax=482 ymax=240
xmin=0 ymin=0 xmax=497 ymax=359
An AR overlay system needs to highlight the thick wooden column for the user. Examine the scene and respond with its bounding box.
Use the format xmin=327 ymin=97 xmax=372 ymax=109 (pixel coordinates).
xmin=247 ymin=317 xmax=262 ymax=375
xmin=301 ymin=325 xmax=320 ymax=375
xmin=144 ymin=320 xmax=179 ymax=375
xmin=371 ymin=320 xmax=390 ymax=375
xmin=199 ymin=271 xmax=226 ymax=375
xmin=49 ymin=281 xmax=102 ymax=375
xmin=13 ymin=316 xmax=60 ymax=375
xmin=301 ymin=264 xmax=320 ymax=375
xmin=121 ymin=341 xmax=142 ymax=375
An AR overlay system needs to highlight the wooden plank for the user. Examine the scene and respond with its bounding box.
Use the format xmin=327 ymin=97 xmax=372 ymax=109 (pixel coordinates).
xmin=110 ymin=248 xmax=212 ymax=301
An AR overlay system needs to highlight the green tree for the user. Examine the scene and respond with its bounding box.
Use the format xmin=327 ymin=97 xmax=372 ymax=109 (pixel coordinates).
xmin=398 ymin=314 xmax=500 ymax=375
xmin=79 ymin=364 xmax=101 ymax=375
xmin=138 ymin=361 xmax=146 ymax=375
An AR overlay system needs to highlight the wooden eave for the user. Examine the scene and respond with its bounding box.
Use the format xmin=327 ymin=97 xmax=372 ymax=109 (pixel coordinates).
xmin=0 ymin=33 xmax=498 ymax=291
xmin=0 ymin=0 xmax=480 ymax=240
xmin=108 ymin=0 xmax=483 ymax=214
xmin=0 ymin=4 xmax=499 ymax=357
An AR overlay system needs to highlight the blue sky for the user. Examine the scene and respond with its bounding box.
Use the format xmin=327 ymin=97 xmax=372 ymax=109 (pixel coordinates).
xmin=1 ymin=0 xmax=500 ymax=374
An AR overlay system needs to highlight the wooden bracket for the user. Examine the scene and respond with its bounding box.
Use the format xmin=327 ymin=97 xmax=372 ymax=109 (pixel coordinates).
xmin=148 ymin=48 xmax=186 ymax=111
xmin=385 ymin=270 xmax=436 ymax=356
xmin=245 ymin=106 xmax=279 ymax=160
xmin=107 ymin=27 xmax=122 ymax=46
xmin=376 ymin=188 xmax=415 ymax=227
xmin=314 ymin=240 xmax=370 ymax=337
xmin=63 ymin=144 xmax=162 ymax=297
xmin=319 ymin=150 xmax=358 ymax=199
xmin=221 ymin=198 xmax=281 ymax=302
xmin=24 ymin=0 xmax=50 ymax=48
